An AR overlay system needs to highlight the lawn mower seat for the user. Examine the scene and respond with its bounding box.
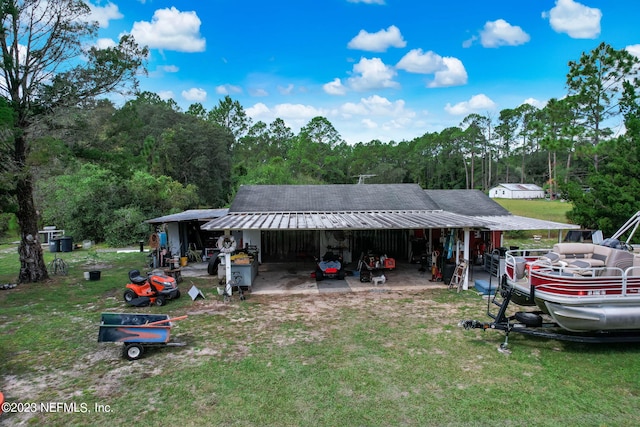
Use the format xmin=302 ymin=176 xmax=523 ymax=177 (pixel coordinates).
xmin=128 ymin=269 xmax=147 ymax=285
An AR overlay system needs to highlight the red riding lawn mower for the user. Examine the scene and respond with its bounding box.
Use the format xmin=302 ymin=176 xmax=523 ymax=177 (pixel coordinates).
xmin=314 ymin=251 xmax=346 ymax=281
xmin=123 ymin=270 xmax=181 ymax=307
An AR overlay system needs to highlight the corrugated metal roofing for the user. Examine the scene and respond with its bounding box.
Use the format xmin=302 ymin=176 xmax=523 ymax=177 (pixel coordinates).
xmin=201 ymin=210 xmax=488 ymax=231
xmin=146 ymin=209 xmax=229 ymax=224
xmin=476 ymin=215 xmax=581 ymax=231
xmin=146 ymin=186 xmax=578 ymax=232
xmin=495 ymin=183 xmax=543 ymax=192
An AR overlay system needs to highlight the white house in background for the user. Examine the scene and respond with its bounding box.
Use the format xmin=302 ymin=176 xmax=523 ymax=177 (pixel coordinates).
xmin=489 ymin=183 xmax=545 ymax=199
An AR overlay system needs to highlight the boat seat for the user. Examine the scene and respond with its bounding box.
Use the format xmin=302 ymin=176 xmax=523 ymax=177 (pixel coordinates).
xmin=540 ymin=251 xmax=562 ymax=265
xmin=628 ymin=255 xmax=640 ymax=276
xmin=566 ymin=259 xmax=594 ymax=276
xmin=551 ymin=243 xmax=610 ymax=267
xmin=601 ymin=249 xmax=634 ymax=276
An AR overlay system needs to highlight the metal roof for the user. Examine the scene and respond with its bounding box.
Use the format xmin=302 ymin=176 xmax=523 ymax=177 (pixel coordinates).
xmin=493 ymin=183 xmax=544 ymax=192
xmin=230 ymin=184 xmax=440 ymax=212
xmin=200 ymin=184 xmax=579 ymax=232
xmin=425 ymin=189 xmax=511 ymax=216
xmin=146 ymin=209 xmax=229 ymax=224
xmin=475 ymin=215 xmax=581 ymax=231
xmin=201 ymin=210 xmax=489 ymax=231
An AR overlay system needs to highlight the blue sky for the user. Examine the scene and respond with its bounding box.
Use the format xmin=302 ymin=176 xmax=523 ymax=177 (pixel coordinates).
xmin=88 ymin=0 xmax=640 ymax=144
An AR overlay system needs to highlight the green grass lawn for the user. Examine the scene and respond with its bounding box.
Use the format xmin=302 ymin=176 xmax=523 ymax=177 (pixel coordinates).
xmin=493 ymin=198 xmax=574 ymax=224
xmin=492 ymin=198 xmax=575 ymax=245
xmin=1 ymin=247 xmax=639 ymax=426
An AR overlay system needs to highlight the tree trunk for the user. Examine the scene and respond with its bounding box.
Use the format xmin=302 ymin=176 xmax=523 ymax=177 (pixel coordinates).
xmin=547 ymin=151 xmax=553 ymax=200
xmin=553 ymin=151 xmax=558 ymax=200
xmin=15 ymin=133 xmax=49 ymax=283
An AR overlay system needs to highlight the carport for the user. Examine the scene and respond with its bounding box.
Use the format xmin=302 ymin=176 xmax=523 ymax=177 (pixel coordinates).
xmin=203 ymin=184 xmax=575 ymax=290
xmin=201 ymin=185 xmax=581 ymax=290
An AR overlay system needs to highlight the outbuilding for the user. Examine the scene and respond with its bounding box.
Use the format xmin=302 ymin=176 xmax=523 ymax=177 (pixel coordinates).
xmin=200 ymin=184 xmax=579 ymax=289
xmin=489 ymin=183 xmax=545 ymax=199
xmin=146 ymin=209 xmax=228 ymax=261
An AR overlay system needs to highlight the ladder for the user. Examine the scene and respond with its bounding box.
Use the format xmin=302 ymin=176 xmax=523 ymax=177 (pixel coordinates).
xmin=449 ymin=261 xmax=467 ymax=293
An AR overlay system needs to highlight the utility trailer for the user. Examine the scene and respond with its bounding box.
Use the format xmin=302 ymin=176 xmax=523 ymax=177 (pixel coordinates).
xmin=98 ymin=312 xmax=187 ymax=360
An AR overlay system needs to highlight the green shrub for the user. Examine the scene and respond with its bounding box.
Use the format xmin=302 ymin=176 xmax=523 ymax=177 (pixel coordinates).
xmin=103 ymin=206 xmax=152 ymax=246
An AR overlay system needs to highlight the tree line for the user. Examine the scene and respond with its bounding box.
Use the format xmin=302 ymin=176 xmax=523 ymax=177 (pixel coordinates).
xmin=1 ymin=1 xmax=639 ymax=283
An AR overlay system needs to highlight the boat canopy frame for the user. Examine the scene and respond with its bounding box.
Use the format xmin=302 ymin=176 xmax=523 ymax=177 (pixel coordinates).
xmin=611 ymin=211 xmax=640 ymax=243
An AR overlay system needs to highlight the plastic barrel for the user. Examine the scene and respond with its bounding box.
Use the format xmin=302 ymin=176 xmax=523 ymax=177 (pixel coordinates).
xmin=49 ymin=239 xmax=60 ymax=253
xmin=60 ymin=236 xmax=73 ymax=252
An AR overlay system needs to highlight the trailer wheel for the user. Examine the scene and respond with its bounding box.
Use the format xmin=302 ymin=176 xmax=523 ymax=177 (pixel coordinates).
xmin=515 ymin=311 xmax=543 ymax=327
xmin=124 ymin=343 xmax=144 ymax=360
xmin=123 ymin=289 xmax=136 ymax=303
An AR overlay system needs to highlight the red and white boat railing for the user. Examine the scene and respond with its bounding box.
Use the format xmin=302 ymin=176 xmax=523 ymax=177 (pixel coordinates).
xmin=504 ymin=250 xmax=640 ymax=299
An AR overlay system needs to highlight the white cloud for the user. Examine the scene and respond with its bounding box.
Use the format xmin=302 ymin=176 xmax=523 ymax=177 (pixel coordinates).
xmin=341 ymin=101 xmax=368 ymax=117
xmin=87 ymin=1 xmax=122 ymax=28
xmin=272 ymin=103 xmax=325 ymax=119
xmin=542 ymin=0 xmax=601 ymax=39
xmin=396 ymin=49 xmax=446 ymax=74
xmin=323 ymin=78 xmax=347 ymax=95
xmin=479 ymin=19 xmax=530 ymax=47
xmin=250 ymin=88 xmax=269 ymax=97
xmin=181 ymin=87 xmax=207 ymax=102
xmin=278 ymin=84 xmax=295 ymax=95
xmin=395 ymin=49 xmax=466 ymax=88
xmin=215 ymin=84 xmax=242 ymax=95
xmin=336 ymin=96 xmax=420 ymax=143
xmin=245 ymin=103 xmax=327 ymax=137
xmin=157 ymin=90 xmax=174 ymax=100
xmin=159 ymin=65 xmax=179 ymax=73
xmin=340 ymin=95 xmax=414 ymax=120
xmin=444 ymin=94 xmax=496 ymax=115
xmin=245 ymin=102 xmax=327 ymax=124
xmin=347 ymin=57 xmax=399 ymax=91
xmin=347 ymin=25 xmax=406 ymax=52
xmin=362 ymin=118 xmax=378 ymax=129
xmin=246 ymin=102 xmax=271 ymax=117
xmin=429 ymin=57 xmax=468 ymax=88
xmin=462 ymin=35 xmax=478 ymax=49
xmin=626 ymin=44 xmax=640 ymax=59
xmin=129 ymin=7 xmax=206 ymax=52
xmin=523 ymin=98 xmax=546 ymax=109
xmin=95 ymin=38 xmax=117 ymax=49
xmin=245 ymin=97 xmax=424 ymax=144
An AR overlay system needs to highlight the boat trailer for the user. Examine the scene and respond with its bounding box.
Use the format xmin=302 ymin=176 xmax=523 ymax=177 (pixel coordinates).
xmin=459 ymin=275 xmax=640 ymax=352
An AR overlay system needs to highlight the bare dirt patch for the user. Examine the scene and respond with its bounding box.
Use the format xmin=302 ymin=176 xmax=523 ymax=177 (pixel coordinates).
xmin=1 ymin=289 xmax=474 ymax=425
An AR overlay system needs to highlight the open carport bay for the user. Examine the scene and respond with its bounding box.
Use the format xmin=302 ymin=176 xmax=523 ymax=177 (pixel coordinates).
xmin=180 ymin=260 xmax=494 ymax=296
